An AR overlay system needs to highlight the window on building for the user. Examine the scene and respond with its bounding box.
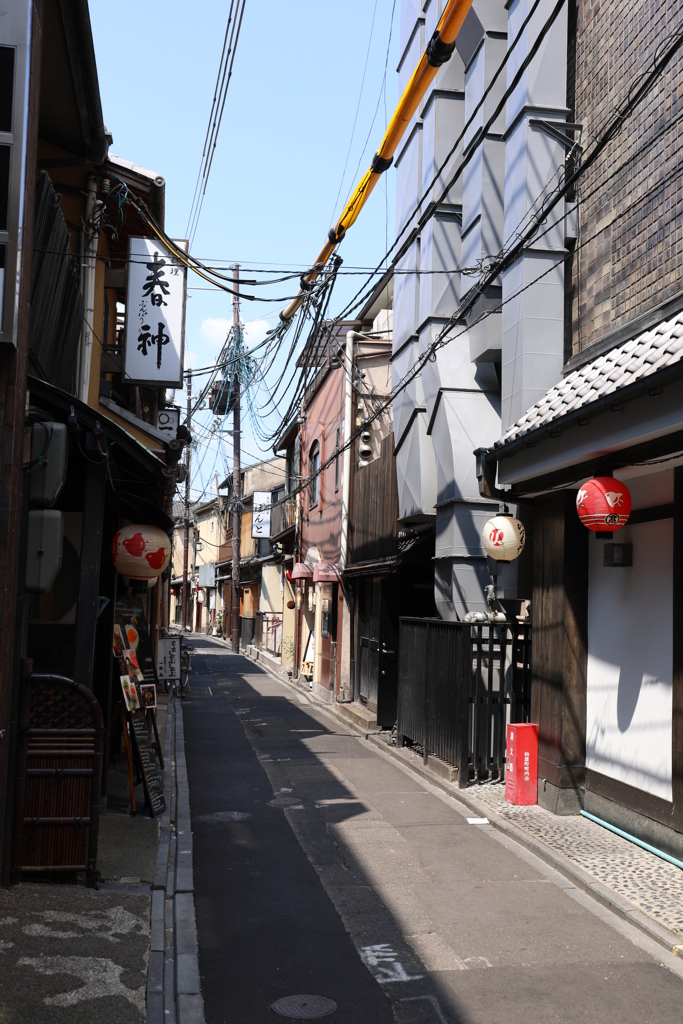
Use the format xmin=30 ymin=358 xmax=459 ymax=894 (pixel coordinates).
xmin=309 ymin=440 xmax=320 ymax=507
xmin=334 ymin=425 xmax=342 ymax=492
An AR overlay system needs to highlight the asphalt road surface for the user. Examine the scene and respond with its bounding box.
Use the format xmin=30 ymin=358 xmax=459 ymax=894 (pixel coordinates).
xmin=183 ymin=640 xmax=683 ymax=1024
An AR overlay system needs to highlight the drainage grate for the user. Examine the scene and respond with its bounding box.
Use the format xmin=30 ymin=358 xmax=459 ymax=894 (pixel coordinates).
xmin=268 ymin=796 xmax=303 ymax=808
xmin=271 ymin=995 xmax=337 ymax=1019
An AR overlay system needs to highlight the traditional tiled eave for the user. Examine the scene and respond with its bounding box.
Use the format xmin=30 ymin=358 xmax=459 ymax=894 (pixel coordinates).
xmin=479 ymin=311 xmax=683 ymax=497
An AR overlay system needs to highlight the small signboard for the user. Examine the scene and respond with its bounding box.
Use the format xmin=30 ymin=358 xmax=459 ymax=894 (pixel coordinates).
xmin=129 ymin=710 xmax=166 ymax=817
xmin=252 ymin=491 xmax=272 ymax=539
xmin=124 ymin=236 xmax=187 ymax=386
xmin=157 ymin=635 xmax=180 ymax=681
xmin=155 ymin=407 xmax=180 ymax=439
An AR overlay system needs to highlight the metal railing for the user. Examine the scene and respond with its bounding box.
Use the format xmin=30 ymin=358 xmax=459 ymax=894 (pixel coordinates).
xmin=255 ymin=612 xmax=282 ymax=657
xmin=397 ymin=618 xmax=532 ymax=787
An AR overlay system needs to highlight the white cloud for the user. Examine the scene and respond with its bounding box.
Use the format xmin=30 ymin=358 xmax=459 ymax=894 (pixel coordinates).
xmin=198 ymin=316 xmax=272 ymax=355
xmin=183 ymin=316 xmax=274 ymax=373
xmin=242 ymin=318 xmax=272 ymax=351
xmin=199 ymin=317 xmax=231 ymax=348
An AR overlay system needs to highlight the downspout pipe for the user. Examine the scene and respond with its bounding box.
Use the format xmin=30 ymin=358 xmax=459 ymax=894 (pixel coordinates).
xmin=79 ymin=174 xmax=101 ymax=404
xmin=279 ymin=0 xmax=474 ymax=323
xmin=580 ymin=811 xmax=683 ymax=871
xmin=339 ymin=330 xmax=356 ymax=573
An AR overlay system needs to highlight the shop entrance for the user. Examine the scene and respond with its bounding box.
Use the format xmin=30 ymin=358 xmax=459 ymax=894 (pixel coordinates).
xmin=357 ymin=577 xmax=398 ymax=727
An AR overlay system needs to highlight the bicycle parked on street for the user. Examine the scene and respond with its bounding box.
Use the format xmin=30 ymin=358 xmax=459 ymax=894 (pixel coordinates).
xmin=178 ymin=631 xmax=194 ymax=699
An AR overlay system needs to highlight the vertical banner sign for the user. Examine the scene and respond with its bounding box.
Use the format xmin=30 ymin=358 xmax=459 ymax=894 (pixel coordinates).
xmin=124 ymin=237 xmax=187 ymax=385
xmin=252 ymin=491 xmax=272 ymax=539
xmin=157 ymin=635 xmax=180 ymax=681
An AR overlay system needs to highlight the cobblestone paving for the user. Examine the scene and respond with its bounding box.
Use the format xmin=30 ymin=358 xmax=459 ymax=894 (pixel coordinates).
xmin=469 ymin=783 xmax=683 ymax=938
xmin=0 ymin=886 xmax=149 ymax=1023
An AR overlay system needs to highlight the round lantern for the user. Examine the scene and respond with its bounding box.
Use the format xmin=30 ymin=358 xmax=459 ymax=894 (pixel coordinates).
xmin=482 ymin=515 xmax=526 ymax=561
xmin=576 ymin=477 xmax=631 ymax=532
xmin=197 ymin=589 xmax=204 ymax=604
xmin=111 ymin=525 xmax=171 ymax=582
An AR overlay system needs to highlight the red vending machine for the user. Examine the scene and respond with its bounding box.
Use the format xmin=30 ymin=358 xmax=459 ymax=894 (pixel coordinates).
xmin=505 ymin=723 xmax=538 ymax=804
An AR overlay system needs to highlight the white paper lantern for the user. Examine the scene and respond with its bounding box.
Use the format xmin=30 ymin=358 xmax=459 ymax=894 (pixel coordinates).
xmin=111 ymin=524 xmax=171 ymax=580
xmin=482 ymin=515 xmax=526 ymax=561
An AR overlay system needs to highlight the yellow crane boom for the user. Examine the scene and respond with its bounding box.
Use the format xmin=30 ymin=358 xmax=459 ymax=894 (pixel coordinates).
xmin=280 ymin=0 xmax=475 ymax=322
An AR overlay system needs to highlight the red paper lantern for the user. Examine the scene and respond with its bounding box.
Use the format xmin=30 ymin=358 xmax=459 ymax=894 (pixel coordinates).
xmin=576 ymin=477 xmax=631 ymax=532
xmin=111 ymin=524 xmax=171 ymax=580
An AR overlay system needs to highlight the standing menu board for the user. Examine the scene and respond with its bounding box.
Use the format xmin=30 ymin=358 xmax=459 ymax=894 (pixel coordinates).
xmin=114 ymin=597 xmax=157 ymax=685
xmin=113 ymin=597 xmax=166 ymax=817
xmin=129 ymin=710 xmax=166 ymax=816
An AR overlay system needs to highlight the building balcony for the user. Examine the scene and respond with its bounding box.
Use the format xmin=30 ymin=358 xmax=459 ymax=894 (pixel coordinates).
xmin=270 ymin=497 xmax=296 ymax=540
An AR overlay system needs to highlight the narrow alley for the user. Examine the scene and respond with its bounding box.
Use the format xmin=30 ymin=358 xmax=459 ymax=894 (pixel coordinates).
xmin=182 ymin=639 xmax=683 ymax=1024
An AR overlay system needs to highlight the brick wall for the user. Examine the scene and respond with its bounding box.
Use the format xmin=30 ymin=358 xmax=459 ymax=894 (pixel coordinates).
xmin=568 ymin=0 xmax=683 ymax=357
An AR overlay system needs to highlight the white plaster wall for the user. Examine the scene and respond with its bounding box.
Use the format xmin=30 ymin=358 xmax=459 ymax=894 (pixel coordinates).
xmin=586 ymin=518 xmax=673 ymax=802
xmin=259 ymin=564 xmax=283 ymax=614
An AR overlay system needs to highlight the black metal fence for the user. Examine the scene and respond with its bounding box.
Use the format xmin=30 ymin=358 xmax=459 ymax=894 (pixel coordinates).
xmin=397 ymin=618 xmax=532 ymax=787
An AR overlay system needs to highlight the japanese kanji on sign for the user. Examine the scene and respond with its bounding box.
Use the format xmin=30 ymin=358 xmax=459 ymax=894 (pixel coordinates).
xmin=124 ymin=237 xmax=187 ymax=385
xmin=251 ymin=491 xmax=272 ymax=539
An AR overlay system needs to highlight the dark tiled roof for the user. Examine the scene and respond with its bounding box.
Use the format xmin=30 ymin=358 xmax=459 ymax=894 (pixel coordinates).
xmin=496 ymin=311 xmax=683 ymax=446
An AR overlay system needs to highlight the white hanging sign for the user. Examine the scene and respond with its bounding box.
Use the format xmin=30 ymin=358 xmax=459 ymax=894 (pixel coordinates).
xmin=156 ymin=407 xmax=180 ymax=439
xmin=251 ymin=491 xmax=272 ymax=539
xmin=156 ymin=636 xmax=180 ymax=681
xmin=124 ymin=237 xmax=187 ymax=385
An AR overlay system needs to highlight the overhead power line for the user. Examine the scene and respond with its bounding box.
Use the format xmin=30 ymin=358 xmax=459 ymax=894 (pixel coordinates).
xmin=262 ymin=24 xmax=683 ymax=506
xmin=185 ymin=0 xmax=248 ymax=247
xmin=279 ymin=0 xmax=477 ymax=323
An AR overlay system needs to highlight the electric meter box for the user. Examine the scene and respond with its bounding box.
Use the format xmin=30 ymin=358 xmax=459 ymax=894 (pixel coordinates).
xmin=505 ymin=723 xmax=538 ymax=805
xmin=29 ymin=422 xmax=68 ymax=507
xmin=25 ymin=509 xmax=64 ymax=593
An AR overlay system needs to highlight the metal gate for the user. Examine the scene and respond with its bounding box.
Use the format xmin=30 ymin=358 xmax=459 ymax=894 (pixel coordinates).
xmin=397 ymin=618 xmax=532 ymax=787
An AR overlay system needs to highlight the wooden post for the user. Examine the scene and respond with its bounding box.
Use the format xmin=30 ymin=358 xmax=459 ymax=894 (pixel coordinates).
xmin=531 ymin=491 xmax=588 ymax=813
xmin=121 ymin=713 xmax=137 ymax=815
xmin=231 ymin=265 xmax=241 ymax=652
xmin=672 ymin=468 xmax=683 ymax=833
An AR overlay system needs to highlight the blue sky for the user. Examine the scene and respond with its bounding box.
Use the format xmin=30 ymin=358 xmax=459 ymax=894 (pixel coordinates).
xmin=90 ymin=0 xmax=401 ymax=499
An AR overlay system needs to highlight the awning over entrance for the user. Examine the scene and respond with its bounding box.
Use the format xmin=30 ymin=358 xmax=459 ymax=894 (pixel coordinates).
xmin=291 ymin=562 xmax=314 ymax=580
xmin=313 ymin=562 xmax=340 ymax=583
xmin=479 ymin=310 xmax=683 ymax=496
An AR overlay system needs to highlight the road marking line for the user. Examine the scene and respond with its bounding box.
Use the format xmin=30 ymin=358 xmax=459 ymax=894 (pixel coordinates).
xmin=360 ymin=943 xmax=423 ymax=984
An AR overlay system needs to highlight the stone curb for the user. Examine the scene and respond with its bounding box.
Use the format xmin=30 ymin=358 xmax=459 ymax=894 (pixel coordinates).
xmin=234 ymin=647 xmax=682 ymax=960
xmin=146 ymin=696 xmax=205 ymax=1024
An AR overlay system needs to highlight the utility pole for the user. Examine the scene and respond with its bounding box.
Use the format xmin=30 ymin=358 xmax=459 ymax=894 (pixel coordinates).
xmin=182 ymin=371 xmax=192 ymax=630
xmin=231 ymin=265 xmax=241 ymax=652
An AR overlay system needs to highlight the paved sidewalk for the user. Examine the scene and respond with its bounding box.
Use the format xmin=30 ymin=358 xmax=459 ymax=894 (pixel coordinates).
xmin=0 ymin=693 xmax=176 ymax=1023
xmin=466 ymin=782 xmax=683 ymax=940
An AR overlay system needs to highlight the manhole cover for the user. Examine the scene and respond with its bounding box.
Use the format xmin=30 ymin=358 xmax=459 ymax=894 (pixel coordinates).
xmin=271 ymin=995 xmax=337 ymax=1019
xmin=268 ymin=797 xmax=302 ymax=807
